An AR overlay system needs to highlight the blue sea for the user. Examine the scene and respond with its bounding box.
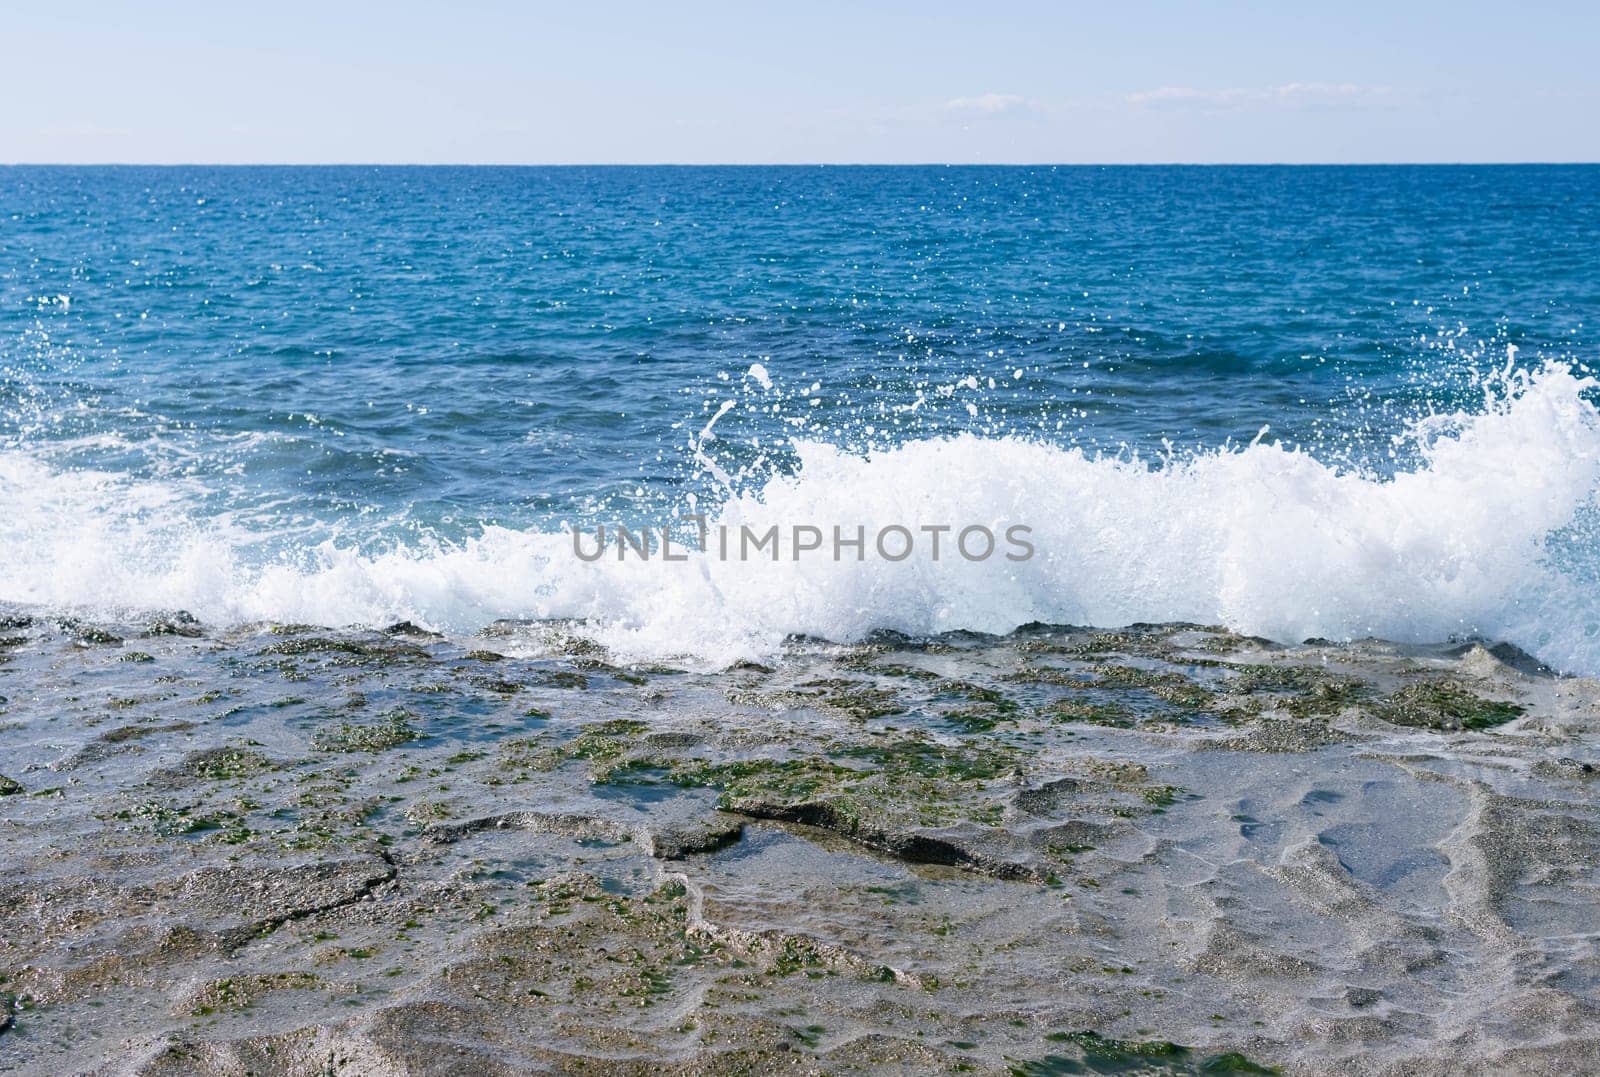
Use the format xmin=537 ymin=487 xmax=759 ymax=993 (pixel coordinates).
xmin=3 ymin=165 xmax=1600 ymax=670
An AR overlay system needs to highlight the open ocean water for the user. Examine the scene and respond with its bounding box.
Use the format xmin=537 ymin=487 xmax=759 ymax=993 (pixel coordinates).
xmin=3 ymin=164 xmax=1600 ymax=670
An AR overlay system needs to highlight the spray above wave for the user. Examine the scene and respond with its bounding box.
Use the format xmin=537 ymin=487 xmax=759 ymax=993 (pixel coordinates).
xmin=2 ymin=362 xmax=1598 ymax=672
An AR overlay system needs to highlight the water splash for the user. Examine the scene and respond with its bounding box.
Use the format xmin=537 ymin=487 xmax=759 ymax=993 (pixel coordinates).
xmin=2 ymin=361 xmax=1597 ymax=672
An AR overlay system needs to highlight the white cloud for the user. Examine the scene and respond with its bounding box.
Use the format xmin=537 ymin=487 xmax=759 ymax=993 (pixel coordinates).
xmin=944 ymin=93 xmax=1029 ymax=114
xmin=1126 ymin=83 xmax=1389 ymax=109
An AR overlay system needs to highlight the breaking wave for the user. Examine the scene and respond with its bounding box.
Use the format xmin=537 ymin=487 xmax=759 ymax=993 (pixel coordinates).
xmin=3 ymin=362 xmax=1599 ymax=672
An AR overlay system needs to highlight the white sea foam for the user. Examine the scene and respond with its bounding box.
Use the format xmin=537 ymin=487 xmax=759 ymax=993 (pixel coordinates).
xmin=3 ymin=363 xmax=1599 ymax=672
xmin=744 ymin=362 xmax=773 ymax=391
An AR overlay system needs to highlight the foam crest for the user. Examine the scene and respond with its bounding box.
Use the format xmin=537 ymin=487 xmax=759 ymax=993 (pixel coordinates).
xmin=2 ymin=364 xmax=1598 ymax=672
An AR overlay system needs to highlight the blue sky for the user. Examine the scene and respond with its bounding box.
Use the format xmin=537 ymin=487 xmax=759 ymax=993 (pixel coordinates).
xmin=7 ymin=1 xmax=1598 ymax=163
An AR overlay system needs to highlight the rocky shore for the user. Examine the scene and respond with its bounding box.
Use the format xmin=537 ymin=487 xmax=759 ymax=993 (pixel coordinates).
xmin=2 ymin=611 xmax=1597 ymax=1074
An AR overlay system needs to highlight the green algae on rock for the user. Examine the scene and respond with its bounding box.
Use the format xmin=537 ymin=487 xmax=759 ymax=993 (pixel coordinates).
xmin=1017 ymin=1029 xmax=1282 ymax=1075
xmin=259 ymin=635 xmax=431 ymax=667
xmin=3 ymin=617 xmax=1597 ymax=1075
xmin=1377 ymin=678 xmax=1526 ymax=731
xmin=312 ymin=709 xmax=421 ymax=752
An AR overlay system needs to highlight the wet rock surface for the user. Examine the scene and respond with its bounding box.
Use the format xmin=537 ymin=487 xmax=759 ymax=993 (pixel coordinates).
xmin=1 ymin=612 xmax=1598 ymax=1074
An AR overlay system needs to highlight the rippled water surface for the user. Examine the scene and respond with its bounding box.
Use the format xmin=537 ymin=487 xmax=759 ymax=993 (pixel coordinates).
xmin=3 ymin=166 xmax=1599 ymax=666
